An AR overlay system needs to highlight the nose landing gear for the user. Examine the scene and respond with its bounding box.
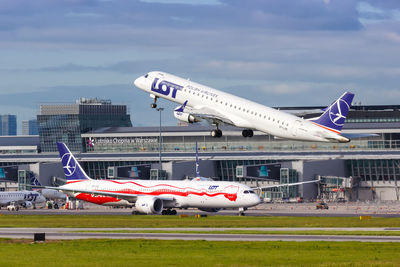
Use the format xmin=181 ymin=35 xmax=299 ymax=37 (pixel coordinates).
xmin=238 ymin=207 xmax=247 ymax=216
xmin=151 ymin=95 xmax=158 ymax=108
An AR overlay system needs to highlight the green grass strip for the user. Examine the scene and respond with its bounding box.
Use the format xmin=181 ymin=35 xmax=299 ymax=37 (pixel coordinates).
xmin=1 ymin=214 xmax=400 ymax=228
xmin=0 ymin=239 xmax=399 ymax=266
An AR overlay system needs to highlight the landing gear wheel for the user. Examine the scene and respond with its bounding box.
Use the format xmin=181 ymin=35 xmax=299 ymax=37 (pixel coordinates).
xmin=162 ymin=209 xmax=177 ymax=215
xmin=211 ymin=129 xmax=222 ymax=138
xmin=151 ymin=95 xmax=158 ymax=109
xmin=242 ymin=129 xmax=254 ymax=138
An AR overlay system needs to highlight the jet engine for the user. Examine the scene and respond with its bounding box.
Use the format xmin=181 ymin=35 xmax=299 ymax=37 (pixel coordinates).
xmin=135 ymin=196 xmax=163 ymax=214
xmin=174 ymin=111 xmax=198 ymax=123
xmin=198 ymin=208 xmax=221 ymax=212
xmin=22 ymin=201 xmax=33 ymax=208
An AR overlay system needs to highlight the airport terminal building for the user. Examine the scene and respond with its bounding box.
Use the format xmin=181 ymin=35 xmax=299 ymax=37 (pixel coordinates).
xmin=0 ymin=101 xmax=399 ymax=202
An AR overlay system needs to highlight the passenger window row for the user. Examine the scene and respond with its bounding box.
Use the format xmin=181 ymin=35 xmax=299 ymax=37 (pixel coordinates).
xmin=183 ymin=88 xmax=290 ymax=127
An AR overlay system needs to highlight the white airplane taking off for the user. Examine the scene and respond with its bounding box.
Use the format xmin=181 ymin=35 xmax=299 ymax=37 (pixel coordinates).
xmin=134 ymin=71 xmax=354 ymax=143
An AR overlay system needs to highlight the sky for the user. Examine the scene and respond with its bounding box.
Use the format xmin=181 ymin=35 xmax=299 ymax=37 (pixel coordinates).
xmin=1 ymin=0 xmax=400 ymax=132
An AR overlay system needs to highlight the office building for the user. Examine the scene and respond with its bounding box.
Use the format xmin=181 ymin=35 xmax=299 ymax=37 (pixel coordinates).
xmin=0 ymin=115 xmax=17 ymax=136
xmin=22 ymin=119 xmax=38 ymax=135
xmin=37 ymin=98 xmax=132 ymax=152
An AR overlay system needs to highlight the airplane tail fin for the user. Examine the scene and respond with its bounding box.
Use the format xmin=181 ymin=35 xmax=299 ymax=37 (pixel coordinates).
xmin=30 ymin=173 xmax=41 ymax=187
xmin=56 ymin=142 xmax=92 ymax=184
xmin=311 ymin=92 xmax=354 ymax=134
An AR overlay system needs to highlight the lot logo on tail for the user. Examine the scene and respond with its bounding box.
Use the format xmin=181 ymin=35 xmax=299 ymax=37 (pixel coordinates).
xmin=329 ymin=99 xmax=350 ymax=126
xmin=311 ymin=92 xmax=354 ymax=133
xmin=151 ymin=78 xmax=183 ymax=99
xmin=61 ymin=153 xmax=77 ymax=177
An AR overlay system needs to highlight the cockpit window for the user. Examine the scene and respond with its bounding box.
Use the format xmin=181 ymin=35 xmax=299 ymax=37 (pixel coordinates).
xmin=249 ymin=190 xmax=255 ymax=194
xmin=144 ymin=74 xmax=149 ymax=78
xmin=243 ymin=190 xmax=249 ymax=194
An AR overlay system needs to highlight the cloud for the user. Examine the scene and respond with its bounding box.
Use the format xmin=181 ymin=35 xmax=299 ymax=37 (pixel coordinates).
xmin=0 ymin=0 xmax=400 ymax=129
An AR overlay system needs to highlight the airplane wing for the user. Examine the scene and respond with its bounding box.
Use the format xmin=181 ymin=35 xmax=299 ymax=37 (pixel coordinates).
xmin=44 ymin=186 xmax=174 ymax=202
xmin=175 ymin=101 xmax=234 ymax=125
xmin=252 ymin=180 xmax=320 ymax=190
xmin=186 ymin=105 xmax=235 ymax=125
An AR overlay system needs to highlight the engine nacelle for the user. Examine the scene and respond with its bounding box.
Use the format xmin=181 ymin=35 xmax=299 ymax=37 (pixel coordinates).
xmin=174 ymin=111 xmax=198 ymax=123
xmin=198 ymin=208 xmax=221 ymax=213
xmin=22 ymin=201 xmax=33 ymax=208
xmin=135 ymin=197 xmax=163 ymax=214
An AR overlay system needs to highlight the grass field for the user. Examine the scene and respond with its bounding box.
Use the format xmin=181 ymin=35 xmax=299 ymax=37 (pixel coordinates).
xmin=0 ymin=239 xmax=399 ymax=266
xmin=1 ymin=214 xmax=400 ymax=228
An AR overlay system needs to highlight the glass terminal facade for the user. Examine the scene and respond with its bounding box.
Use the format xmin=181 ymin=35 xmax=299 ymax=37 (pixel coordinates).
xmin=38 ymin=98 xmax=132 ymax=152
xmin=1 ymin=104 xmax=400 ymax=200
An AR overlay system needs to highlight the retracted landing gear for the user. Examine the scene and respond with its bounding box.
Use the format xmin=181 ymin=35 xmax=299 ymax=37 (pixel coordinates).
xmin=151 ymin=95 xmax=158 ymax=109
xmin=162 ymin=209 xmax=177 ymax=215
xmin=242 ymin=129 xmax=253 ymax=138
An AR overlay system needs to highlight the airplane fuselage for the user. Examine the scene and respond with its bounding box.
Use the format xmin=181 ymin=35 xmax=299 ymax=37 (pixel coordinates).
xmin=0 ymin=191 xmax=46 ymax=207
xmin=134 ymin=71 xmax=350 ymax=143
xmin=61 ymin=179 xmax=261 ymax=209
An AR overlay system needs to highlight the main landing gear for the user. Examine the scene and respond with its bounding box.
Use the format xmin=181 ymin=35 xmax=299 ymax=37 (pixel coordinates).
xmin=151 ymin=95 xmax=158 ymax=108
xmin=162 ymin=209 xmax=177 ymax=215
xmin=211 ymin=129 xmax=222 ymax=138
xmin=242 ymin=129 xmax=253 ymax=138
xmin=211 ymin=123 xmax=223 ymax=138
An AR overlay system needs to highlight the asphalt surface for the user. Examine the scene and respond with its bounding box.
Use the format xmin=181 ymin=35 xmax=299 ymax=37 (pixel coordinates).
xmin=3 ymin=203 xmax=400 ymax=217
xmin=0 ymin=227 xmax=400 ymax=242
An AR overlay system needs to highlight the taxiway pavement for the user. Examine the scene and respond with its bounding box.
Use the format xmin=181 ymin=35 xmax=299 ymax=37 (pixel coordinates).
xmin=0 ymin=227 xmax=400 ymax=242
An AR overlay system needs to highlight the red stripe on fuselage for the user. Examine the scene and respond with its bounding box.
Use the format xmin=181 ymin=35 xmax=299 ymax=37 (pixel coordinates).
xmin=71 ymin=180 xmax=239 ymax=203
xmin=311 ymin=122 xmax=340 ymax=135
xmin=76 ymin=193 xmax=123 ymax=205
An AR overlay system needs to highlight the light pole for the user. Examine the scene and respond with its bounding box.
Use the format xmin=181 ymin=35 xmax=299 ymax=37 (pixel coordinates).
xmin=156 ymin=107 xmax=164 ymax=173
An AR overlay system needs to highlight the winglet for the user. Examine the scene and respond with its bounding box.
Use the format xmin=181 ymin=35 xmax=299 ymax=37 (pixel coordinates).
xmin=311 ymin=92 xmax=354 ymax=133
xmin=56 ymin=142 xmax=92 ymax=183
xmin=174 ymin=100 xmax=188 ymax=113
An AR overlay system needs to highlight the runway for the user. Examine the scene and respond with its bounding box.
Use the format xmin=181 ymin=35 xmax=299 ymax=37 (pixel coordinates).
xmin=1 ymin=228 xmax=400 ymax=242
xmin=4 ymin=204 xmax=400 ymax=218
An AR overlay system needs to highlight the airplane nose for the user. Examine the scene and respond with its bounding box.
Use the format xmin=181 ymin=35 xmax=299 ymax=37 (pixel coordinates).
xmin=134 ymin=76 xmax=144 ymax=89
xmin=254 ymin=195 xmax=262 ymax=205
